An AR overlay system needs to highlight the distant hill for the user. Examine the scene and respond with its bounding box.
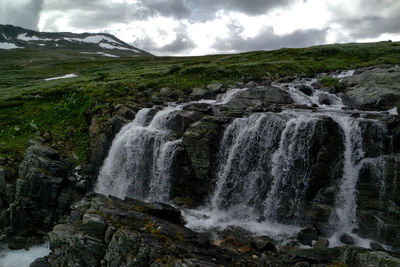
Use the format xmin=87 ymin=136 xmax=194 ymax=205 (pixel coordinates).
xmin=0 ymin=24 xmax=152 ymax=57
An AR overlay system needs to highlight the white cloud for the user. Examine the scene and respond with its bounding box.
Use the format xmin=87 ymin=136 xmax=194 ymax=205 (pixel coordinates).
xmin=2 ymin=0 xmax=400 ymax=55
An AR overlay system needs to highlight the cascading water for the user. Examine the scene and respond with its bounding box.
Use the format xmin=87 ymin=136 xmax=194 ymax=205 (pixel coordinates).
xmin=95 ymin=70 xmax=396 ymax=247
xmin=95 ymin=105 xmax=184 ymax=201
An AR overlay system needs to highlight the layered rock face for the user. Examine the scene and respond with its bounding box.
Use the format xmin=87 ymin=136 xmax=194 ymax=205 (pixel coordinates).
xmin=46 ymin=193 xmax=400 ymax=267
xmin=7 ymin=140 xmax=85 ymax=249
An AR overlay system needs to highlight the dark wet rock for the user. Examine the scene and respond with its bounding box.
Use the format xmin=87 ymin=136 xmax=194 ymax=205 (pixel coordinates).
xmin=313 ymin=238 xmax=329 ymax=249
xmin=297 ymin=228 xmax=320 ymax=246
xmin=298 ymin=85 xmax=313 ymax=96
xmin=251 ymin=236 xmax=277 ymax=252
xmin=340 ymin=233 xmax=355 ymax=245
xmin=318 ymin=94 xmax=332 ymax=105
xmin=356 ymin=154 xmax=400 ymax=247
xmin=173 ymin=116 xmax=226 ymax=205
xmin=83 ymin=211 xmax=107 ymax=238
xmin=370 ymin=242 xmax=385 ymax=251
xmin=29 ymin=257 xmax=51 ymax=267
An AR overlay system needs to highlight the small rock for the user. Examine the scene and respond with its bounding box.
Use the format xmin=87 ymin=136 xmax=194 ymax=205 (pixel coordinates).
xmin=207 ymin=83 xmax=223 ymax=93
xmin=297 ymin=228 xmax=319 ymax=246
xmin=83 ymin=212 xmax=107 ymax=237
xmin=295 ymin=262 xmax=310 ymax=267
xmin=313 ymin=238 xmax=329 ymax=249
xmin=42 ymin=131 xmax=52 ymax=142
xmin=298 ymin=85 xmax=313 ymax=96
xmin=244 ymin=81 xmax=257 ymax=89
xmin=237 ymin=245 xmax=252 ymax=253
xmin=212 ymin=240 xmax=224 ymax=247
xmin=339 ymin=233 xmax=355 ymax=245
xmin=252 ymin=236 xmax=277 ymax=252
xmin=14 ymin=126 xmax=20 ymax=131
xmin=29 ymin=257 xmax=51 ymax=267
xmin=318 ymin=94 xmax=332 ymax=105
xmin=160 ymin=87 xmax=172 ymax=97
xmin=370 ymin=241 xmax=385 ymax=251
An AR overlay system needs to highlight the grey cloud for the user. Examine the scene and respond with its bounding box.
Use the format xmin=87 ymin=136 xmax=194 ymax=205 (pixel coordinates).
xmin=40 ymin=0 xmax=292 ymax=30
xmin=327 ymin=0 xmax=400 ymax=39
xmin=338 ymin=15 xmax=400 ymax=39
xmin=213 ymin=25 xmax=328 ymax=53
xmin=133 ymin=24 xmax=195 ymax=56
xmin=0 ymin=0 xmax=43 ymax=30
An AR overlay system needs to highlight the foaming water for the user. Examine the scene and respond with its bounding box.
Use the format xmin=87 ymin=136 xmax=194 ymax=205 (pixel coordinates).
xmin=182 ymin=208 xmax=301 ymax=243
xmin=95 ymin=105 xmax=184 ymax=200
xmin=0 ymin=243 xmax=50 ymax=267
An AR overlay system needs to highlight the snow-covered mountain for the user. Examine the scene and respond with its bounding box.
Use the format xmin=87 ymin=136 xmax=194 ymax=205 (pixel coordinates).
xmin=0 ymin=24 xmax=152 ymax=56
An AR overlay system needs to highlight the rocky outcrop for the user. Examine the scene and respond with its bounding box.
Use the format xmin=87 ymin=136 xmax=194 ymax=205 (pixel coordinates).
xmin=47 ymin=193 xmax=258 ymax=266
xmin=341 ymin=65 xmax=400 ymax=111
xmin=43 ymin=193 xmax=400 ymax=266
xmin=6 ymin=141 xmax=84 ymax=249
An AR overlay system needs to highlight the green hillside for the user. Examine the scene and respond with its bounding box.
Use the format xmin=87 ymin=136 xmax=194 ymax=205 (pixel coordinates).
xmin=1 ymin=41 xmax=400 ymax=161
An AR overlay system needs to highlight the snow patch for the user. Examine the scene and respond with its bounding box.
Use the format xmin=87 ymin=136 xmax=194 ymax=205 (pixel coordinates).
xmin=0 ymin=42 xmax=22 ymax=49
xmin=17 ymin=33 xmax=52 ymax=42
xmin=64 ymin=35 xmax=121 ymax=45
xmin=2 ymin=34 xmax=9 ymax=40
xmin=99 ymin=42 xmax=139 ymax=53
xmin=44 ymin=74 xmax=78 ymax=81
xmin=81 ymin=52 xmax=120 ymax=58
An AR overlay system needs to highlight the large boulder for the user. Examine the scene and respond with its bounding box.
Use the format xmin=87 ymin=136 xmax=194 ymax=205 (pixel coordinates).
xmin=48 ymin=193 xmax=257 ymax=266
xmin=342 ymin=65 xmax=400 ymax=111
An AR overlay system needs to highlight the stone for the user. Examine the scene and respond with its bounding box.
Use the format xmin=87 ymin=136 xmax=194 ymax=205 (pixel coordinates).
xmin=244 ymin=81 xmax=257 ymax=89
xmin=370 ymin=242 xmax=385 ymax=251
xmin=298 ymin=85 xmax=313 ymax=96
xmin=318 ymin=94 xmax=332 ymax=105
xmin=340 ymin=233 xmax=355 ymax=245
xmin=313 ymin=238 xmax=329 ymax=249
xmin=342 ymin=65 xmax=400 ymax=111
xmin=160 ymin=87 xmax=172 ymax=97
xmin=251 ymin=237 xmax=277 ymax=252
xmin=237 ymin=245 xmax=252 ymax=253
xmin=29 ymin=258 xmax=51 ymax=267
xmin=207 ymin=83 xmax=223 ymax=92
xmin=297 ymin=228 xmax=320 ymax=246
xmin=191 ymin=88 xmax=217 ymax=100
xmin=83 ymin=212 xmax=107 ymax=237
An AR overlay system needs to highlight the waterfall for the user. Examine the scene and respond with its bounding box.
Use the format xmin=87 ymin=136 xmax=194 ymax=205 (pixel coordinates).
xmin=328 ymin=116 xmax=364 ymax=235
xmin=95 ymin=70 xmax=394 ymax=247
xmin=263 ymin=114 xmax=317 ymax=223
xmin=94 ymin=105 xmax=183 ymax=201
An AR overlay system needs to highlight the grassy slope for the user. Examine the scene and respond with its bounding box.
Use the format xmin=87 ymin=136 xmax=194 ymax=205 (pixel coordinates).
xmin=1 ymin=41 xmax=400 ymax=161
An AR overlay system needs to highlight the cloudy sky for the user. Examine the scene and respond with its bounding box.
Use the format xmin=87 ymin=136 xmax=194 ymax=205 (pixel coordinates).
xmin=1 ymin=0 xmax=399 ymax=56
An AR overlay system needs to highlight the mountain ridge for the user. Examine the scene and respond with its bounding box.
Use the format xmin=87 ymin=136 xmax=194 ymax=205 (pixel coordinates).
xmin=0 ymin=24 xmax=152 ymax=56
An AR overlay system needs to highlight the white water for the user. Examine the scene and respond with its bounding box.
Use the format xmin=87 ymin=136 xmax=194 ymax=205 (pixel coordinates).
xmin=95 ymin=106 xmax=184 ymax=201
xmin=0 ymin=243 xmax=50 ymax=267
